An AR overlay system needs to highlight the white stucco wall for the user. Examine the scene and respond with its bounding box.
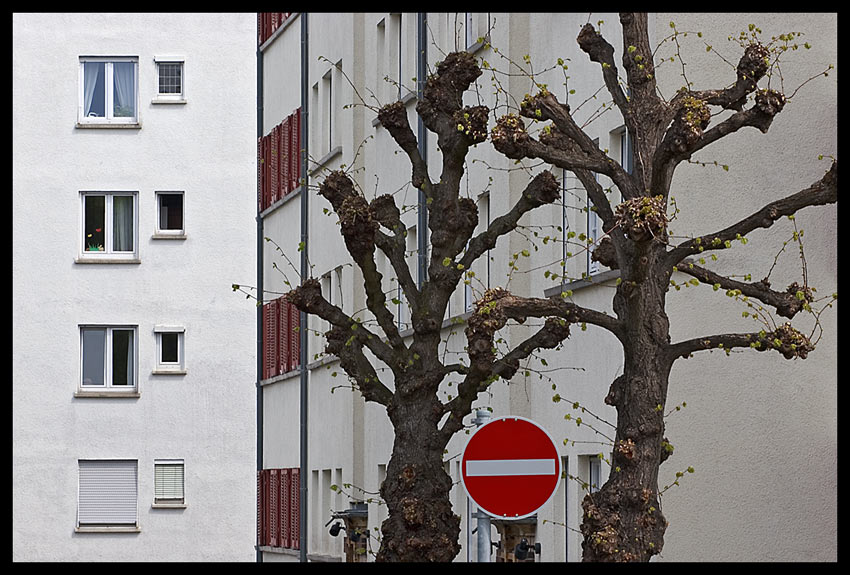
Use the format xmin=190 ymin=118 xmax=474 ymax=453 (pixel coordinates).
xmin=13 ymin=13 xmax=257 ymax=561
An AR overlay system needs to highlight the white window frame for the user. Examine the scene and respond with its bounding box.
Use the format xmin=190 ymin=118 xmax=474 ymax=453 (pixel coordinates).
xmin=152 ymin=56 xmax=186 ymax=104
xmin=153 ymin=325 xmax=186 ymax=375
xmin=78 ymin=325 xmax=139 ymax=395
xmin=79 ymin=191 xmax=139 ymax=261
xmin=78 ymin=57 xmax=139 ymax=126
xmin=154 ymin=191 xmax=186 ymax=238
xmin=77 ymin=459 xmax=139 ymax=532
xmin=153 ymin=459 xmax=186 ymax=508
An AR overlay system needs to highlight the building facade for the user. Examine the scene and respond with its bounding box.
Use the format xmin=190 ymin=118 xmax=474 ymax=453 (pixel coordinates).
xmin=12 ymin=13 xmax=257 ymax=561
xmin=255 ymin=12 xmax=837 ymax=562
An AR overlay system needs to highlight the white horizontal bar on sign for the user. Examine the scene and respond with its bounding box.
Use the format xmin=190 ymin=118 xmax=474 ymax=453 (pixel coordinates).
xmin=466 ymin=458 xmax=556 ymax=477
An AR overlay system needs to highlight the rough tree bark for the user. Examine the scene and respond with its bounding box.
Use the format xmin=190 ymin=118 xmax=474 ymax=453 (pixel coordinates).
xmin=285 ymin=14 xmax=837 ymax=562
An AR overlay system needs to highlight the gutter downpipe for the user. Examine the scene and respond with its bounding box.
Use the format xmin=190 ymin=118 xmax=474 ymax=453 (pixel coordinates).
xmin=256 ymin=29 xmax=264 ymax=565
xmin=417 ymin=12 xmax=428 ymax=286
xmin=299 ymin=11 xmax=309 ymax=563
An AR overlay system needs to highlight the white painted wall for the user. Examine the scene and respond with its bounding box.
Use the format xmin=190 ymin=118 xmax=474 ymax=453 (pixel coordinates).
xmin=12 ymin=13 xmax=257 ymax=561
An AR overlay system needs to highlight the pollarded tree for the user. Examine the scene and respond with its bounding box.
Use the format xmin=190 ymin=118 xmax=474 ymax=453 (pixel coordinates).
xmin=283 ymin=13 xmax=836 ymax=562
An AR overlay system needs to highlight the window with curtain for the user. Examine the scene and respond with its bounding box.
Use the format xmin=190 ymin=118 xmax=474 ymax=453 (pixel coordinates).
xmin=80 ymin=326 xmax=137 ymax=391
xmin=81 ymin=192 xmax=137 ymax=257
xmin=79 ymin=57 xmax=138 ymax=124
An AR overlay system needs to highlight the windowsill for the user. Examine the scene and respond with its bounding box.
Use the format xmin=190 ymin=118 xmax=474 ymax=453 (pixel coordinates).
xmin=75 ymin=256 xmax=141 ymax=265
xmin=151 ymin=98 xmax=187 ymax=105
xmin=307 ymin=146 xmax=343 ymax=176
xmin=151 ymin=233 xmax=187 ymax=240
xmin=75 ymin=121 xmax=141 ymax=129
xmin=260 ymin=367 xmax=301 ymax=386
xmin=257 ymin=545 xmax=301 ymax=556
xmin=152 ymin=368 xmax=187 ymax=376
xmin=74 ymin=390 xmax=140 ymax=398
xmin=259 ymin=187 xmax=300 ymax=218
xmin=542 ymin=269 xmax=622 ymax=300
xmin=76 ymin=525 xmax=140 ymax=533
xmin=466 ymin=34 xmax=491 ymax=55
xmin=151 ymin=502 xmax=186 ymax=509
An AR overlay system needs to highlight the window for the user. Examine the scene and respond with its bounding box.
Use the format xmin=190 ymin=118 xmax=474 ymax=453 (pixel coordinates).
xmin=153 ymin=460 xmax=185 ymax=506
xmin=155 ymin=192 xmax=185 ymax=236
xmin=78 ymin=57 xmax=138 ymax=125
xmin=154 ymin=58 xmax=185 ymax=102
xmin=80 ymin=326 xmax=137 ymax=393
xmin=154 ymin=326 xmax=185 ymax=374
xmin=77 ymin=459 xmax=138 ymax=531
xmin=587 ymin=455 xmax=603 ymax=493
xmin=80 ymin=192 xmax=137 ymax=258
xmin=464 ymin=13 xmax=490 ymax=50
xmin=587 ymin=139 xmax=601 ymax=276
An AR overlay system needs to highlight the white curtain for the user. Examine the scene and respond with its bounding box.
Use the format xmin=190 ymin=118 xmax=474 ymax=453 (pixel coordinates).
xmin=113 ymin=196 xmax=134 ymax=252
xmin=83 ymin=62 xmax=103 ymax=117
xmin=112 ymin=62 xmax=135 ymax=117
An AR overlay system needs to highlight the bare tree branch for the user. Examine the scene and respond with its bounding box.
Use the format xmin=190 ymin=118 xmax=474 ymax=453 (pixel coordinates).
xmin=675 ymin=260 xmax=812 ymax=319
xmin=666 ymin=161 xmax=837 ymax=267
xmin=667 ymin=323 xmax=814 ymax=363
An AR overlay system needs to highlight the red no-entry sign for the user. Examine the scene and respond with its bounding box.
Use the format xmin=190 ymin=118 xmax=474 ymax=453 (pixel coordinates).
xmin=460 ymin=416 xmax=561 ymax=519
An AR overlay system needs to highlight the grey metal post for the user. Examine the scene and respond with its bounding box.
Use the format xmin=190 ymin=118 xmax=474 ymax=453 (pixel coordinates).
xmin=472 ymin=409 xmax=492 ymax=562
xmin=299 ymin=11 xmax=309 ymax=563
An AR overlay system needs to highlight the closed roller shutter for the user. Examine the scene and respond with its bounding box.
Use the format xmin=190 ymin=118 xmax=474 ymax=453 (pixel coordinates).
xmin=78 ymin=460 xmax=138 ymax=526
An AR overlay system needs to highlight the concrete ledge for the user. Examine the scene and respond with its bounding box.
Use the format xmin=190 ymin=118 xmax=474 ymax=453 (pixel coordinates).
xmin=75 ymin=525 xmax=140 ymax=533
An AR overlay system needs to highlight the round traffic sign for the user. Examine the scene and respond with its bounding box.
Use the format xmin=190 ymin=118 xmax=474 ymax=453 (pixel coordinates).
xmin=460 ymin=416 xmax=561 ymax=519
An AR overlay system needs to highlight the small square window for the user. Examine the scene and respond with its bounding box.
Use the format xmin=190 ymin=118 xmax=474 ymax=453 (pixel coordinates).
xmin=154 ymin=460 xmax=185 ymax=506
xmin=154 ymin=326 xmax=185 ymax=374
xmin=156 ymin=192 xmax=185 ymax=236
xmin=153 ymin=58 xmax=186 ymax=103
xmin=158 ymin=62 xmax=183 ymax=95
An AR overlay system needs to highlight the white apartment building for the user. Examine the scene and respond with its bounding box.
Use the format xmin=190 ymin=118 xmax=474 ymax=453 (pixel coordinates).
xmin=257 ymin=13 xmax=836 ymax=562
xmin=12 ymin=13 xmax=257 ymax=561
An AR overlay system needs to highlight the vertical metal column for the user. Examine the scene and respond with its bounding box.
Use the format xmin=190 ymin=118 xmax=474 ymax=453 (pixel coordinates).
xmin=299 ymin=11 xmax=309 ymax=563
xmin=416 ymin=12 xmax=428 ymax=286
xmin=255 ymin=30 xmax=264 ymax=565
xmin=473 ymin=409 xmax=492 ymax=562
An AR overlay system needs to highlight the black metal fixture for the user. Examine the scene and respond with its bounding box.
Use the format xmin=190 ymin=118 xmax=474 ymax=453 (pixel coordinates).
xmin=514 ymin=538 xmax=542 ymax=561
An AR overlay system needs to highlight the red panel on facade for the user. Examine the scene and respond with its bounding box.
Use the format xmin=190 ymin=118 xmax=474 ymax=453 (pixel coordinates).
xmin=282 ymin=116 xmax=292 ymax=198
xmin=281 ymin=468 xmax=291 ymax=548
xmin=290 ymin=468 xmax=300 ymax=550
xmin=290 ymin=108 xmax=301 ymax=193
xmin=269 ymin=469 xmax=280 ymax=547
xmin=289 ymin=300 xmax=300 ymax=371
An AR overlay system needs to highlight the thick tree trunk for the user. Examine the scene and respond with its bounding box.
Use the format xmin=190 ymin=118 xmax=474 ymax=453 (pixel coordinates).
xmin=376 ymin=377 xmax=461 ymax=562
xmin=580 ymin=244 xmax=671 ymax=562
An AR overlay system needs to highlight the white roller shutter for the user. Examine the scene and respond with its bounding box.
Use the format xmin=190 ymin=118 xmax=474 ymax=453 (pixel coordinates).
xmin=154 ymin=461 xmax=185 ymax=503
xmin=78 ymin=460 xmax=138 ymax=526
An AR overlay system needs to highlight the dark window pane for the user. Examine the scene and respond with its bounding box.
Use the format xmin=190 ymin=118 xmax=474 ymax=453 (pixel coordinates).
xmin=159 ymin=194 xmax=183 ymax=231
xmin=112 ymin=330 xmax=134 ymax=386
xmin=161 ymin=333 xmax=179 ymax=364
xmin=113 ymin=195 xmax=134 ymax=252
xmin=81 ymin=329 xmax=106 ymax=386
xmin=158 ymin=63 xmax=182 ymax=94
xmin=84 ymin=196 xmax=105 ymax=251
xmin=83 ymin=62 xmax=105 ymax=117
xmin=112 ymin=62 xmax=136 ymax=118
